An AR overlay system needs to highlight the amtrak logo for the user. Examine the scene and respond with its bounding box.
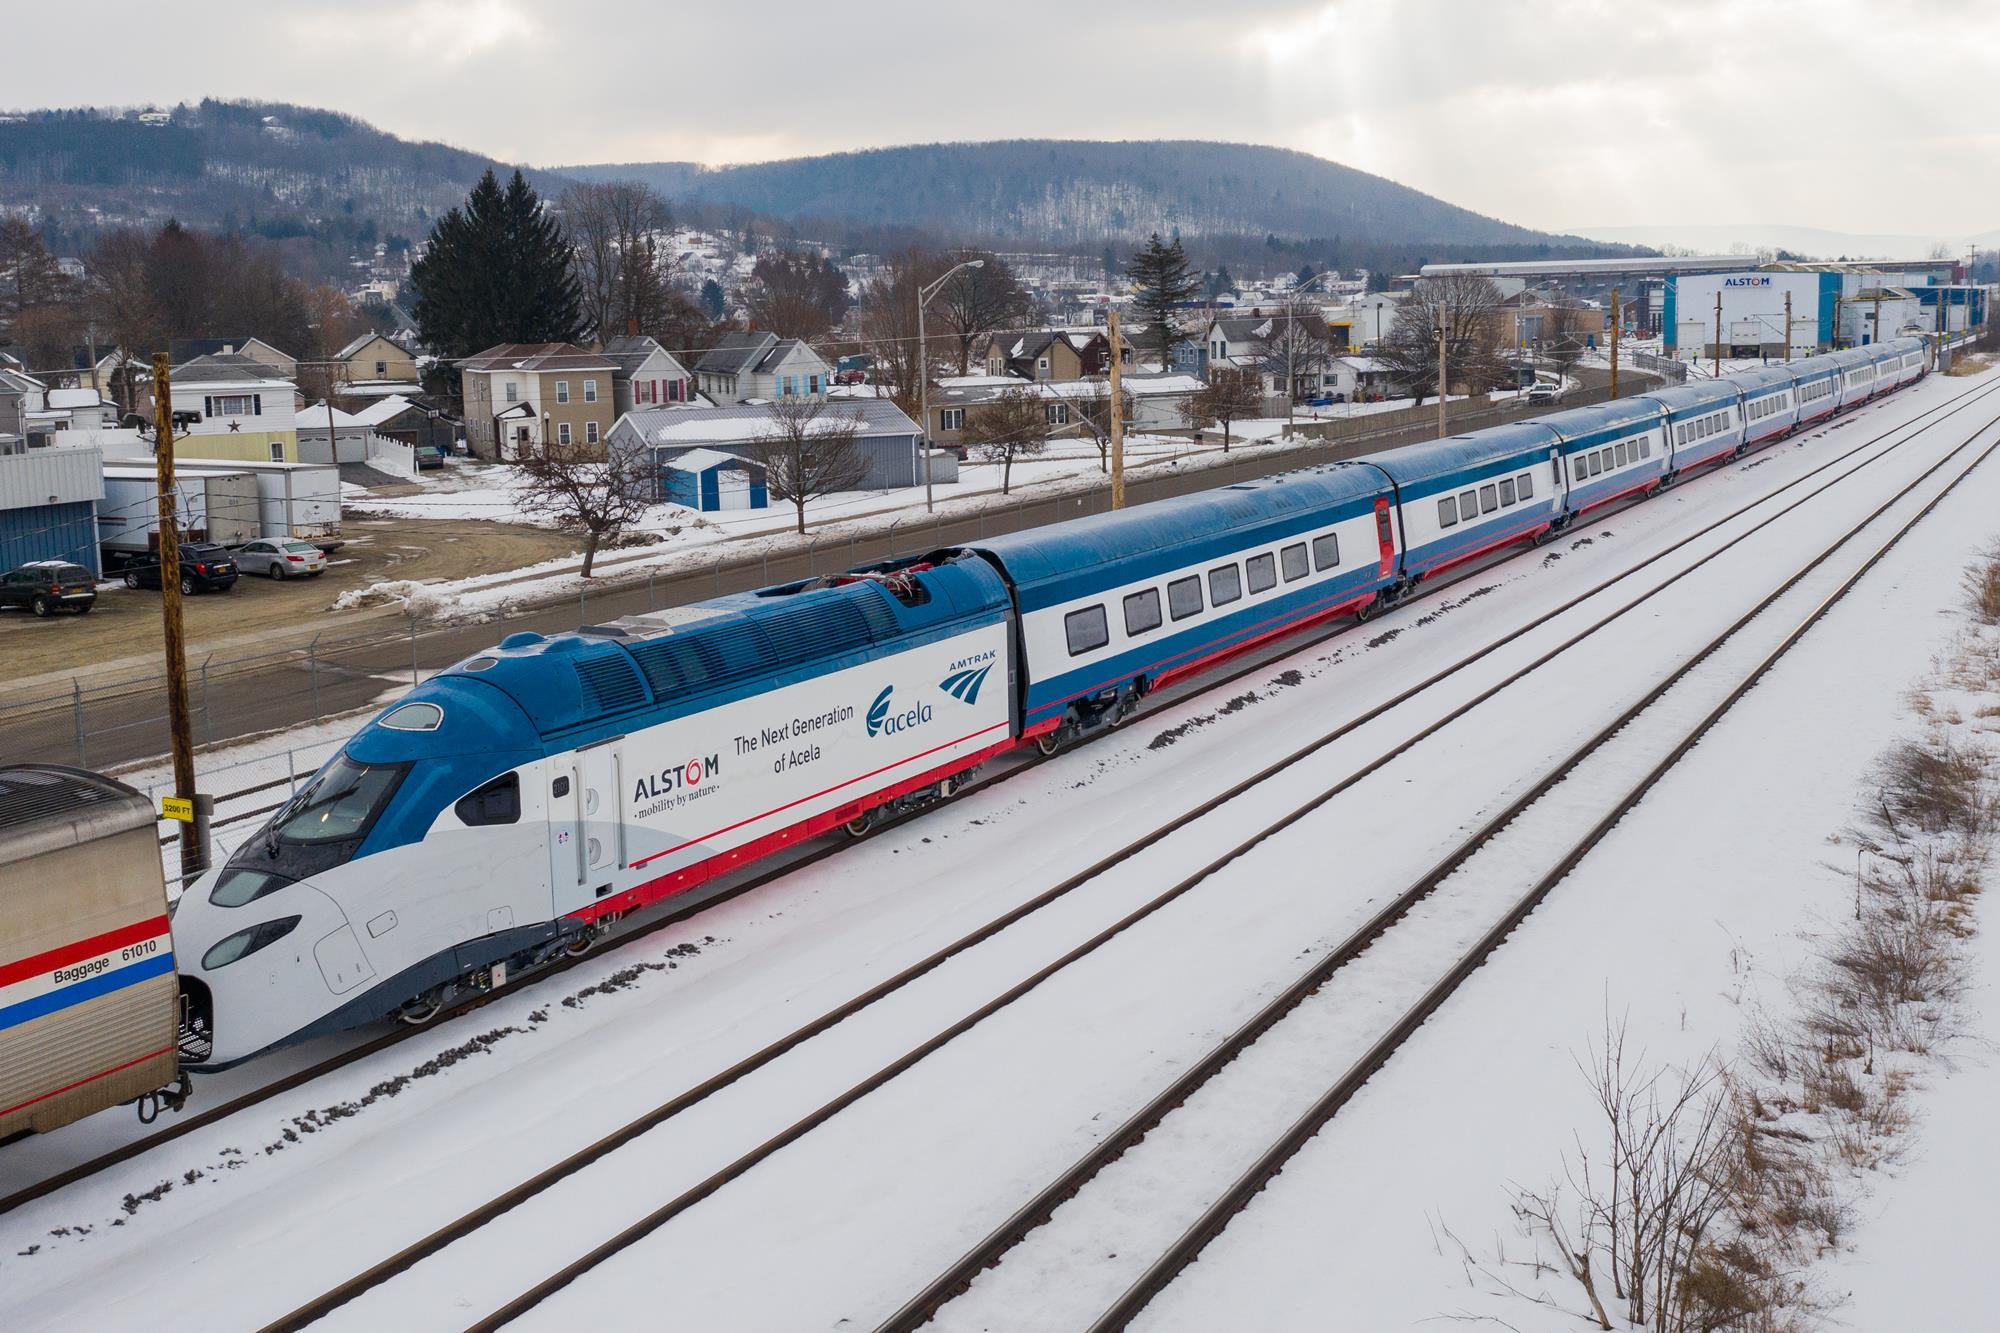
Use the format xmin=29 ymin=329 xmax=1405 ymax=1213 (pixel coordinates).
xmin=940 ymin=663 xmax=994 ymax=705
xmin=867 ymin=685 xmax=934 ymax=738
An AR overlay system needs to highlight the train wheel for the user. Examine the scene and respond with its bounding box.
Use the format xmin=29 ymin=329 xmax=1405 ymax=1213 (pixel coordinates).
xmin=1355 ymin=595 xmax=1382 ymax=623
xmin=1035 ymin=731 xmax=1063 ymax=757
xmin=396 ymin=991 xmax=445 ymax=1025
xmin=843 ymin=812 xmax=873 ymax=837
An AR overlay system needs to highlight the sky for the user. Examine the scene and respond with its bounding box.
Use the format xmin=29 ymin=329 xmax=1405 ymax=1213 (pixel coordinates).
xmin=5 ymin=0 xmax=1996 ymax=243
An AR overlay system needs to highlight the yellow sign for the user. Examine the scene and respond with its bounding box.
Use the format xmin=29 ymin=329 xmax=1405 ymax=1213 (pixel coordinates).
xmin=160 ymin=796 xmax=194 ymax=823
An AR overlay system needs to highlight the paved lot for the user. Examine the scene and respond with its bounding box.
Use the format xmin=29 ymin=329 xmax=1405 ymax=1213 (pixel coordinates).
xmin=0 ymin=516 xmax=577 ymax=682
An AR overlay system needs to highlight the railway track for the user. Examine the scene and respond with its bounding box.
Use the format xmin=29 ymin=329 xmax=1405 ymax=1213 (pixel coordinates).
xmin=882 ymin=396 xmax=2000 ymax=1332
xmin=232 ymin=382 xmax=2000 ymax=1331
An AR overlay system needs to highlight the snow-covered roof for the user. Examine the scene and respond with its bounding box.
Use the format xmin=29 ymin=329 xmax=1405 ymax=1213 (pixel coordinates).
xmin=662 ymin=448 xmax=758 ymax=474
xmin=47 ymin=388 xmax=106 ymax=410
xmin=617 ymin=399 xmax=920 ymax=448
xmin=348 ymin=394 xmax=420 ymax=426
xmin=299 ymin=402 xmax=368 ymax=429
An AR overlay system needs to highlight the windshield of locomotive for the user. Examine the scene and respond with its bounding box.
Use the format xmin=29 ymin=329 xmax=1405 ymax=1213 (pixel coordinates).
xmin=270 ymin=755 xmax=406 ymax=843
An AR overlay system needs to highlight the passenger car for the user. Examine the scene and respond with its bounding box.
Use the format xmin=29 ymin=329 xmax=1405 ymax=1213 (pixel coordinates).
xmin=234 ymin=538 xmax=327 ymax=579
xmin=415 ymin=444 xmax=447 ymax=470
xmin=0 ymin=561 xmax=96 ymax=615
xmin=122 ymin=543 xmax=238 ymax=594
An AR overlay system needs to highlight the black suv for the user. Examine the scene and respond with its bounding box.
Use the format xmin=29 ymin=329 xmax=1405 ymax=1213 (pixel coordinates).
xmin=0 ymin=562 xmax=96 ymax=615
xmin=122 ymin=543 xmax=239 ymax=594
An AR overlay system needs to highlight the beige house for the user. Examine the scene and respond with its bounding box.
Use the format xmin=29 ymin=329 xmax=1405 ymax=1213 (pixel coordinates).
xmin=333 ymin=333 xmax=419 ymax=385
xmin=461 ymin=343 xmax=619 ymax=460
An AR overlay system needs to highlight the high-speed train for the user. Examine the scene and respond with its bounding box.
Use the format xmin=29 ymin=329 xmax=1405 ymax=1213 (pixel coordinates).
xmin=172 ymin=336 xmax=1930 ymax=1067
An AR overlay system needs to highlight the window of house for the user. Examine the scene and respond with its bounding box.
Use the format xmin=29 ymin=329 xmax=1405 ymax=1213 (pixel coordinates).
xmin=1312 ymin=533 xmax=1340 ymax=570
xmin=586 ymin=420 xmax=600 ymax=445
xmin=1047 ymin=404 xmax=1069 ymax=426
xmin=1281 ymin=543 xmax=1309 ymax=580
xmin=583 ymin=379 xmax=598 ymax=403
xmin=808 ymin=374 xmax=821 ymax=395
xmin=1439 ymin=496 xmax=1460 ymax=527
xmin=1037 ymin=357 xmax=1051 ymax=379
xmin=940 ymin=408 xmax=964 ymax=431
xmin=1168 ymin=575 xmax=1204 ymax=620
xmin=374 ymin=359 xmax=388 ymax=377
xmin=1065 ymin=605 xmax=1109 ymax=656
xmin=1124 ymin=588 xmax=1163 ymax=636
xmin=1208 ymin=563 xmax=1242 ymax=606
xmin=558 ymin=422 xmax=572 ymax=446
xmin=505 ymin=381 xmax=519 ymax=403
xmin=1246 ymin=552 xmax=1276 ymax=593
xmin=555 ymin=380 xmax=570 ymax=404
xmin=268 ymin=442 xmax=285 ymax=461
xmin=205 ymin=394 xmax=256 ymax=416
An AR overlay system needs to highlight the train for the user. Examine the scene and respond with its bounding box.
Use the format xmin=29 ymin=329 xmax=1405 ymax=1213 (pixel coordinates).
xmin=11 ymin=338 xmax=1933 ymax=1101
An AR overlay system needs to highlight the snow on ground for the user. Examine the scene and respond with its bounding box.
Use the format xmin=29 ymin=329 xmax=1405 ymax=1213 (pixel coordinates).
xmin=1 ymin=370 xmax=1989 ymax=1330
xmin=1139 ymin=383 xmax=2000 ymax=1329
xmin=332 ymin=432 xmax=1322 ymax=621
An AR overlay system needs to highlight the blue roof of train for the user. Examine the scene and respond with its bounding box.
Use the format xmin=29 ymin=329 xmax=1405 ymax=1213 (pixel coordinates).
xmin=1727 ymin=366 xmax=1802 ymax=394
xmin=967 ymin=464 xmax=1385 ymax=600
xmin=1532 ymin=396 xmax=1663 ymax=442
xmin=1637 ymin=380 xmax=1741 ymax=412
xmin=348 ymin=561 xmax=1012 ymax=748
xmin=1363 ymin=420 xmax=1559 ymax=487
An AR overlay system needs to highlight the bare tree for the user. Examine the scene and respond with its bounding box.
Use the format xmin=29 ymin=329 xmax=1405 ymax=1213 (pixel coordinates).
xmin=1073 ymin=380 xmax=1132 ymax=473
xmin=1541 ymin=299 xmax=1588 ymax=389
xmin=749 ymin=396 xmax=868 ymax=533
xmin=559 ymin=180 xmax=673 ymax=343
xmin=1253 ymin=298 xmax=1336 ymax=407
xmin=962 ymin=387 xmax=1052 ymax=494
xmin=1182 ymin=367 xmax=1262 ymax=450
xmin=743 ymin=248 xmax=852 ymax=340
xmin=515 ymin=438 xmax=658 ymax=578
xmin=930 ymin=251 xmax=1036 ymax=374
xmin=856 ymin=248 xmax=946 ymax=420
xmin=1374 ymin=273 xmax=1507 ymax=405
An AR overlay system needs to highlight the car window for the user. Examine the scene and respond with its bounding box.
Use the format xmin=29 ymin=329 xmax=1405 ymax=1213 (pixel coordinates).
xmin=284 ymin=542 xmax=318 ymax=554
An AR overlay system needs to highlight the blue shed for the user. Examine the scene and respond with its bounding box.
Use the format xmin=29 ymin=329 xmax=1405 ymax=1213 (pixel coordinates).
xmin=662 ymin=448 xmax=769 ymax=512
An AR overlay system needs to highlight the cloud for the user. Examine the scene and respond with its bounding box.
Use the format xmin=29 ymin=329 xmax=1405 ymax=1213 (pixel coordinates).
xmin=0 ymin=0 xmax=1990 ymax=237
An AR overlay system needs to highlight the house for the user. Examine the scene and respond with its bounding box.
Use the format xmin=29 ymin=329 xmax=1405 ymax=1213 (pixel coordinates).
xmin=660 ymin=448 xmax=769 ymax=512
xmin=460 ymin=343 xmax=619 ymax=460
xmin=601 ymin=335 xmax=694 ymax=415
xmin=0 ymin=367 xmax=45 ymax=447
xmin=923 ymin=372 xmax=1204 ymax=451
xmin=972 ymin=329 xmax=1114 ymax=381
xmin=607 ymin=399 xmax=927 ymax=491
xmin=693 ymin=331 xmax=833 ymax=403
xmin=348 ymin=394 xmax=455 ymax=452
xmin=39 ymin=389 xmax=119 ymax=431
xmin=163 ymin=354 xmax=302 ymax=463
xmin=296 ymin=403 xmax=373 ymax=465
xmin=1200 ymin=312 xmax=1346 ymax=397
xmin=167 ymin=337 xmax=298 ymax=380
xmin=0 ymin=445 xmax=104 ymax=576
xmin=330 ymin=332 xmax=420 ymax=393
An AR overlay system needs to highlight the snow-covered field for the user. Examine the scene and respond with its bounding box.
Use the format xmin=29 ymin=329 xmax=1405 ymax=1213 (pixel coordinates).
xmin=4 ymin=366 xmax=1997 ymax=1331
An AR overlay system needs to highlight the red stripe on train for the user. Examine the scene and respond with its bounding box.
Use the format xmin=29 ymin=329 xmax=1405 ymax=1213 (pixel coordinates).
xmin=0 ymin=916 xmax=171 ymax=991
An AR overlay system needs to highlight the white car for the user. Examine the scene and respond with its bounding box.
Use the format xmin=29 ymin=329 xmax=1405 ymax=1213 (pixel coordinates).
xmin=1526 ymin=381 xmax=1564 ymax=404
xmin=234 ymin=538 xmax=327 ymax=580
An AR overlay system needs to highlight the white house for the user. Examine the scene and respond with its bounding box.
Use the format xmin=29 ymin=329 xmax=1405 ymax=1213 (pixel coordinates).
xmin=602 ymin=335 xmax=695 ymax=414
xmin=166 ymin=353 xmax=303 ymax=463
xmin=692 ymin=331 xmax=834 ymax=403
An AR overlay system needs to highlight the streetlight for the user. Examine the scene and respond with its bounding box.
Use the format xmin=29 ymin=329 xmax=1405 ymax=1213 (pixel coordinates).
xmin=916 ymin=258 xmax=985 ymax=513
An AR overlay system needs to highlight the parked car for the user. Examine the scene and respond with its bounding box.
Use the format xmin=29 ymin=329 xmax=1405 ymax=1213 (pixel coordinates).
xmin=122 ymin=543 xmax=238 ymax=594
xmin=0 ymin=561 xmax=96 ymax=616
xmin=233 ymin=538 xmax=327 ymax=580
xmin=1526 ymin=380 xmax=1564 ymax=405
xmin=415 ymin=444 xmax=447 ymax=470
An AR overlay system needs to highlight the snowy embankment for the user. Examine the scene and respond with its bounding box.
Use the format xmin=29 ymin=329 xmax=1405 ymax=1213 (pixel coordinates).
xmin=337 ymin=430 xmax=1309 ymax=623
xmin=1 ymin=369 xmax=1992 ymax=1330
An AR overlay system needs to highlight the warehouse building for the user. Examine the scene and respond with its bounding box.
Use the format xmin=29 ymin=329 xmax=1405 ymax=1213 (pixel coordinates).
xmin=0 ymin=445 xmax=104 ymax=577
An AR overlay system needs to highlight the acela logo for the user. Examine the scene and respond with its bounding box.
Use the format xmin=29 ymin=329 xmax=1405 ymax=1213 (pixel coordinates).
xmin=940 ymin=662 xmax=994 ymax=705
xmin=867 ymin=685 xmax=933 ymax=738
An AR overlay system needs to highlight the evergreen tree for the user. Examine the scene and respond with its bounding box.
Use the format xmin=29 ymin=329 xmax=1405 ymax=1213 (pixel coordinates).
xmin=412 ymin=169 xmax=583 ymax=363
xmin=1124 ymin=232 xmax=1198 ymax=368
xmin=699 ymin=279 xmax=727 ymax=321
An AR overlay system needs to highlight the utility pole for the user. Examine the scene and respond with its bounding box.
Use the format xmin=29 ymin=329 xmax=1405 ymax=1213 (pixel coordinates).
xmin=151 ymin=355 xmax=207 ymax=880
xmin=1784 ymin=290 xmax=1793 ymax=361
xmin=1608 ymin=289 xmax=1620 ymax=398
xmin=1108 ymin=307 xmax=1126 ymax=510
xmin=1713 ymin=292 xmax=1723 ymax=378
xmin=1871 ymin=290 xmax=1882 ymax=346
xmin=1435 ymin=322 xmax=1449 ymax=440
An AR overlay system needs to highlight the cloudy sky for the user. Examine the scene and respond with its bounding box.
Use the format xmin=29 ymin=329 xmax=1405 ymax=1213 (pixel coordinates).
xmin=7 ymin=0 xmax=1995 ymax=242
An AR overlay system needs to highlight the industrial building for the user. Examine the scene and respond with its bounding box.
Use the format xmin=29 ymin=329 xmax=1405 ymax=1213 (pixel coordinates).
xmin=1663 ymin=264 xmax=1988 ymax=359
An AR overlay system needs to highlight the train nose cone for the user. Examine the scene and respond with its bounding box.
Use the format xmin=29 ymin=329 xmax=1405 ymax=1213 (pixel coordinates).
xmin=178 ymin=875 xmax=362 ymax=1067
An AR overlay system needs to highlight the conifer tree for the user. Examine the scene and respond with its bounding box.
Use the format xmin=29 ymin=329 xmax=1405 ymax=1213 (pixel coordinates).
xmin=1125 ymin=232 xmax=1198 ymax=368
xmin=412 ymin=169 xmax=583 ymax=362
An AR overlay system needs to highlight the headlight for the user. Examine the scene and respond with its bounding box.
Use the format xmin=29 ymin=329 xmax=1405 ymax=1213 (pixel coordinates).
xmin=201 ymin=916 xmax=302 ymax=970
